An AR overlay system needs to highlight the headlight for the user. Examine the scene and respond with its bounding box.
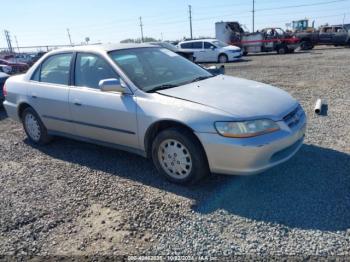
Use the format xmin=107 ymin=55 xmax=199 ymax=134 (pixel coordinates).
xmin=215 ymin=119 xmax=280 ymax=138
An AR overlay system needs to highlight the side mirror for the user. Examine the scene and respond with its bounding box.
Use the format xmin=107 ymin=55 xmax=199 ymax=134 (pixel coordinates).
xmin=210 ymin=46 xmax=216 ymax=50
xmin=99 ymin=78 xmax=125 ymax=93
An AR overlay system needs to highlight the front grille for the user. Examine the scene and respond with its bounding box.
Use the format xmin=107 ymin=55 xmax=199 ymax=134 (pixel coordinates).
xmin=283 ymin=105 xmax=304 ymax=128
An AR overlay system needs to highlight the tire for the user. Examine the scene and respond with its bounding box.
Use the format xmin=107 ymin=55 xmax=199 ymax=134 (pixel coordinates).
xmin=218 ymin=54 xmax=228 ymax=63
xmin=277 ymin=46 xmax=288 ymax=54
xmin=152 ymin=127 xmax=209 ymax=185
xmin=300 ymin=41 xmax=313 ymax=50
xmin=22 ymin=107 xmax=52 ymax=145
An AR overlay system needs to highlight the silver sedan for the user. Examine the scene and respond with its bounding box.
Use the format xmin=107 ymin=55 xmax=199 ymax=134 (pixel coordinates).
xmin=3 ymin=44 xmax=306 ymax=184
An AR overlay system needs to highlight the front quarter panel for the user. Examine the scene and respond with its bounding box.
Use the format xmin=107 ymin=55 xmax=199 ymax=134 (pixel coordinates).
xmin=135 ymin=91 xmax=233 ymax=151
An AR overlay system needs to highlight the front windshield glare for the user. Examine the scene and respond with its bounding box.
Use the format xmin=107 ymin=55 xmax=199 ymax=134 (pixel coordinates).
xmin=109 ymin=47 xmax=212 ymax=92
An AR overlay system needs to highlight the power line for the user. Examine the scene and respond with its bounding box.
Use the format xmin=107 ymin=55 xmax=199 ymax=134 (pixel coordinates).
xmin=14 ymin=36 xmax=20 ymax=53
xmin=139 ymin=17 xmax=144 ymax=42
xmin=4 ymin=30 xmax=13 ymax=53
xmin=189 ymin=5 xmax=193 ymax=39
xmin=257 ymin=0 xmax=349 ymax=12
xmin=66 ymin=28 xmax=73 ymax=46
xmin=252 ymin=0 xmax=255 ymax=32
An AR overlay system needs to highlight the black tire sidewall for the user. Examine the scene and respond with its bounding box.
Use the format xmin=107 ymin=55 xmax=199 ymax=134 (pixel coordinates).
xmin=277 ymin=46 xmax=287 ymax=54
xmin=22 ymin=107 xmax=51 ymax=145
xmin=218 ymin=54 xmax=228 ymax=63
xmin=152 ymin=128 xmax=209 ymax=184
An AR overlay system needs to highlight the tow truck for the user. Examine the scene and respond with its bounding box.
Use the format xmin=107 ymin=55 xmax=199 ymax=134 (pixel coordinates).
xmin=215 ymin=21 xmax=300 ymax=55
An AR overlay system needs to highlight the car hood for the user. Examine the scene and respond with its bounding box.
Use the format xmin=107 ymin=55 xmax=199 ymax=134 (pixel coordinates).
xmin=222 ymin=45 xmax=241 ymax=51
xmin=156 ymin=75 xmax=298 ymax=120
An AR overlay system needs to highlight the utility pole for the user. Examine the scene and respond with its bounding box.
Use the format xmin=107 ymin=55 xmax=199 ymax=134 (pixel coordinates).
xmin=189 ymin=5 xmax=193 ymax=39
xmin=66 ymin=28 xmax=73 ymax=46
xmin=252 ymin=0 xmax=255 ymax=32
xmin=14 ymin=36 xmax=20 ymax=53
xmin=4 ymin=30 xmax=13 ymax=53
xmin=139 ymin=17 xmax=144 ymax=43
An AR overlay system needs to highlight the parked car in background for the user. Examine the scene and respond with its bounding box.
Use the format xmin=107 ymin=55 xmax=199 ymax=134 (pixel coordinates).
xmin=149 ymin=41 xmax=195 ymax=61
xmin=0 ymin=64 xmax=12 ymax=74
xmin=149 ymin=41 xmax=225 ymax=75
xmin=28 ymin=51 xmax=47 ymax=66
xmin=0 ymin=72 xmax=9 ymax=103
xmin=6 ymin=54 xmax=33 ymax=64
xmin=3 ymin=44 xmax=306 ymax=184
xmin=0 ymin=59 xmax=29 ymax=74
xmin=178 ymin=39 xmax=242 ymax=63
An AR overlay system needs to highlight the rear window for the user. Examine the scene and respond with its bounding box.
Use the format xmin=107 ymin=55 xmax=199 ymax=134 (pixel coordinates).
xmin=39 ymin=53 xmax=73 ymax=85
xmin=180 ymin=42 xmax=192 ymax=49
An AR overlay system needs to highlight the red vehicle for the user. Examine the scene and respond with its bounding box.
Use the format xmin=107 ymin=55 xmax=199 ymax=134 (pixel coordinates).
xmin=216 ymin=22 xmax=300 ymax=55
xmin=0 ymin=59 xmax=29 ymax=74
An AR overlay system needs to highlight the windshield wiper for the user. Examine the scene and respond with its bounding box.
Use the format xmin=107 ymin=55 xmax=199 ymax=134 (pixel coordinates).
xmin=148 ymin=84 xmax=179 ymax=92
xmin=189 ymin=75 xmax=214 ymax=83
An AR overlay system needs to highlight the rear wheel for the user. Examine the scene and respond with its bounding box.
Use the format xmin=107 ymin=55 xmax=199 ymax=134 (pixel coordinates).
xmin=218 ymin=54 xmax=228 ymax=63
xmin=152 ymin=127 xmax=209 ymax=184
xmin=22 ymin=107 xmax=52 ymax=145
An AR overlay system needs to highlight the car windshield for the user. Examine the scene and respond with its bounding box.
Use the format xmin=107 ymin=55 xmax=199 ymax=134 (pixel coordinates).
xmin=212 ymin=40 xmax=228 ymax=48
xmin=109 ymin=47 xmax=212 ymax=92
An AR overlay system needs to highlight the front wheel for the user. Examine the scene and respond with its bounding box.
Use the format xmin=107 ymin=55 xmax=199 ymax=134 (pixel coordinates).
xmin=300 ymin=41 xmax=314 ymax=50
xmin=218 ymin=54 xmax=228 ymax=63
xmin=152 ymin=127 xmax=209 ymax=184
xmin=277 ymin=46 xmax=288 ymax=54
xmin=22 ymin=107 xmax=52 ymax=145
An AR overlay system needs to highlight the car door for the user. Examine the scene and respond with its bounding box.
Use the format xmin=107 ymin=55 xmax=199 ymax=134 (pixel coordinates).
xmin=333 ymin=27 xmax=347 ymax=44
xmin=190 ymin=41 xmax=207 ymax=62
xmin=203 ymin=42 xmax=219 ymax=62
xmin=319 ymin=27 xmax=333 ymax=44
xmin=28 ymin=52 xmax=74 ymax=134
xmin=69 ymin=52 xmax=139 ymax=149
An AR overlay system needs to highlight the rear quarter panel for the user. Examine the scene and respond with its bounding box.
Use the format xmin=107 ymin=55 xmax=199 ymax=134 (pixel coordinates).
xmin=3 ymin=74 xmax=31 ymax=121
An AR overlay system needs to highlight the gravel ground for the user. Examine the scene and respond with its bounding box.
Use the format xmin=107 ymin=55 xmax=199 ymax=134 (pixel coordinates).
xmin=0 ymin=46 xmax=349 ymax=258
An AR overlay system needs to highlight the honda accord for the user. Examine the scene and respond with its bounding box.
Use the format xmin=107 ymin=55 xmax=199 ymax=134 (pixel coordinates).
xmin=3 ymin=44 xmax=306 ymax=184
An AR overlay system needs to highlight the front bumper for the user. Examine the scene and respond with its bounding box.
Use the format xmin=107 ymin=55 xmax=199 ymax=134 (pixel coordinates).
xmin=228 ymin=52 xmax=242 ymax=61
xmin=195 ymin=113 xmax=306 ymax=175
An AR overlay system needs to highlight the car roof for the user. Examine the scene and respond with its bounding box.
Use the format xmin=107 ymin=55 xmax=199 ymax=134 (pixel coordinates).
xmin=48 ymin=43 xmax=155 ymax=54
xmin=180 ymin=39 xmax=217 ymax=43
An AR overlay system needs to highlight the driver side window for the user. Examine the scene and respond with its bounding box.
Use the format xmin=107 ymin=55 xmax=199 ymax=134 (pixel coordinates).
xmin=204 ymin=42 xmax=215 ymax=49
xmin=75 ymin=53 xmax=118 ymax=89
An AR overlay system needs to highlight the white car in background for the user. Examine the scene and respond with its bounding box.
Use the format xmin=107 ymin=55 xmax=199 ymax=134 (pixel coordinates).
xmin=178 ymin=39 xmax=242 ymax=63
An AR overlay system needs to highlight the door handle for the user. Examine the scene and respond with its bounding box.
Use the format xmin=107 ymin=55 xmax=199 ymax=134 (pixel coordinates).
xmin=31 ymin=94 xmax=37 ymax=98
xmin=74 ymin=102 xmax=82 ymax=106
